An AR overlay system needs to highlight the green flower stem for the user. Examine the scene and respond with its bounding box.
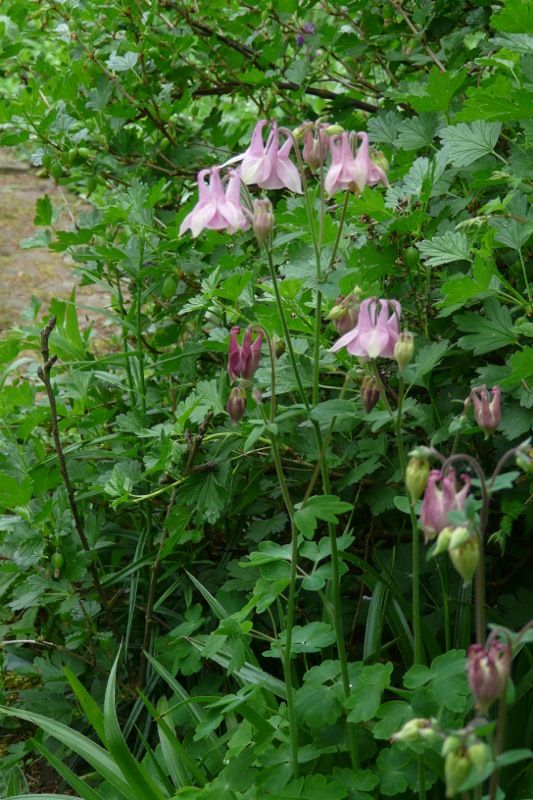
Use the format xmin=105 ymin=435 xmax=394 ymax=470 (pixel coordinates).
xmin=372 ymin=365 xmax=424 ymax=665
xmin=265 ymin=334 xmax=299 ymax=777
xmin=270 ymin=436 xmax=300 ymax=778
xmin=111 ymin=264 xmax=135 ymax=406
xmin=135 ymin=276 xmax=147 ymax=417
xmin=265 ymin=245 xmax=309 ymax=411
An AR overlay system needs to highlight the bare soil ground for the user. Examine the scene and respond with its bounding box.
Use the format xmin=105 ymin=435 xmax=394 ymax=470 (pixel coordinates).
xmin=0 ymin=149 xmax=109 ymax=335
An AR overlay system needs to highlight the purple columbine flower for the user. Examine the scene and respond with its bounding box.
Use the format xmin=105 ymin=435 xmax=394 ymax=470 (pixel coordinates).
xmin=238 ymin=120 xmax=302 ymax=193
xmin=419 ymin=469 xmax=471 ymax=542
xmin=467 ymin=639 xmax=510 ymax=712
xmin=329 ymin=297 xmax=401 ymax=359
xmin=227 ymin=326 xmax=263 ymax=382
xmin=179 ymin=168 xmax=248 ymax=238
xmin=471 ymin=385 xmax=501 ymax=436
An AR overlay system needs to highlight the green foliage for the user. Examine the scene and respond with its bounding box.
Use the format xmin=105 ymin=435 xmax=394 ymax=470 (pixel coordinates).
xmin=0 ymin=0 xmax=532 ymax=798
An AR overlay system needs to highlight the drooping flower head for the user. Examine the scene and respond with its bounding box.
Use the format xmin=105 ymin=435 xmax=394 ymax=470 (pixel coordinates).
xmin=302 ymin=122 xmax=330 ymax=171
xmin=354 ymin=132 xmax=389 ymax=188
xmin=324 ymin=131 xmax=389 ymax=196
xmin=325 ymin=131 xmax=366 ymax=195
xmin=470 ymin=385 xmax=501 ymax=436
xmin=179 ymin=168 xmax=248 ymax=238
xmin=227 ymin=326 xmax=263 ymax=382
xmin=239 ymin=120 xmax=302 ymax=193
xmin=330 ymin=297 xmax=401 ymax=360
xmin=419 ymin=469 xmax=471 ymax=542
xmin=467 ymin=638 xmax=511 ymax=712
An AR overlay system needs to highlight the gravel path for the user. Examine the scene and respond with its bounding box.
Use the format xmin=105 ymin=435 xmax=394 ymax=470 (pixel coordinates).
xmin=0 ymin=150 xmax=109 ymax=335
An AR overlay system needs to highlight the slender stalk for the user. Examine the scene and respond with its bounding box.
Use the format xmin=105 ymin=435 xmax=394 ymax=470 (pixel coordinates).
xmin=135 ymin=276 xmax=147 ymax=416
xmin=265 ymin=245 xmax=309 ymax=409
xmin=518 ymin=248 xmax=532 ymax=304
xmin=266 ymin=337 xmax=299 ymax=777
xmin=372 ymin=365 xmax=423 ymax=665
xmin=488 ymin=692 xmax=508 ymax=800
xmin=442 ymin=453 xmax=489 ymax=643
xmin=37 ymin=317 xmax=121 ymax=642
xmin=110 ymin=263 xmax=135 ymax=404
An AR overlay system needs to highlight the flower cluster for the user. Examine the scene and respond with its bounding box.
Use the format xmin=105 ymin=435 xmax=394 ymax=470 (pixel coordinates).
xmin=179 ymin=120 xmax=389 ymax=239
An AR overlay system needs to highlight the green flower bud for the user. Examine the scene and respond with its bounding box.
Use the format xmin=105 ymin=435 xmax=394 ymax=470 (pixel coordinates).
xmin=51 ymin=551 xmax=64 ymax=579
xmin=324 ymin=123 xmax=344 ymax=136
xmin=394 ymin=331 xmax=415 ymax=372
xmin=391 ymin=717 xmax=438 ymax=744
xmin=445 ymin=751 xmax=471 ymax=798
xmin=405 ymin=456 xmax=429 ymax=502
xmin=442 ymin=735 xmax=462 ymax=757
xmin=449 ymin=536 xmax=480 ymax=585
xmin=467 ymin=742 xmax=491 ymax=772
xmin=433 ymin=526 xmax=453 ymax=555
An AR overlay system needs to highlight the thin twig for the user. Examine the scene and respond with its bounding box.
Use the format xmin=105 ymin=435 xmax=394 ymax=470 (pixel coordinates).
xmin=37 ymin=316 xmax=121 ymax=642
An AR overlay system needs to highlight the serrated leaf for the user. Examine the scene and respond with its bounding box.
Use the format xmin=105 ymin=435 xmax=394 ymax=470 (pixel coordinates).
xmin=395 ymin=114 xmax=438 ymax=150
xmin=34 ymin=194 xmax=53 ymax=226
xmin=417 ymin=232 xmax=471 ymax=266
xmin=491 ymin=0 xmax=533 ymax=34
xmin=440 ymin=122 xmax=501 ymax=166
xmin=107 ymin=51 xmax=138 ymax=72
xmin=457 ymin=76 xmax=533 ymax=122
xmin=456 ymin=299 xmax=516 ymax=354
xmin=368 ymin=111 xmax=402 ymax=145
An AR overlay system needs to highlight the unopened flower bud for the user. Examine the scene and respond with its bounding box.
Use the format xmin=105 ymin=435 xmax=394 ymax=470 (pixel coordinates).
xmin=470 ymin=385 xmax=501 ymax=436
xmin=442 ymin=736 xmax=462 ymax=758
xmin=405 ymin=456 xmax=429 ymax=502
xmin=252 ymin=199 xmax=274 ymax=246
xmin=433 ymin=526 xmax=453 ymax=555
xmin=51 ymin=551 xmax=64 ymax=579
xmin=467 ymin=742 xmax=491 ymax=771
xmin=467 ymin=640 xmax=511 ymax=712
xmin=373 ymin=150 xmax=389 ymax=175
xmin=448 ymin=535 xmax=480 ymax=585
xmin=327 ymin=292 xmax=361 ymax=335
xmin=324 ymin=123 xmax=344 ymax=136
xmin=227 ymin=386 xmax=247 ymax=424
xmin=394 ymin=331 xmax=414 ymax=372
xmin=444 ymin=750 xmax=471 ymax=798
xmin=361 ymin=375 xmax=380 ymax=413
xmin=391 ymin=717 xmax=438 ymax=743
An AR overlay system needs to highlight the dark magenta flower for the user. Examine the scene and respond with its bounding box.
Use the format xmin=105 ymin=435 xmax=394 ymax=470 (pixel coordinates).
xmin=467 ymin=639 xmax=511 ymax=712
xmin=471 ymin=385 xmax=501 ymax=436
xmin=227 ymin=326 xmax=263 ymax=382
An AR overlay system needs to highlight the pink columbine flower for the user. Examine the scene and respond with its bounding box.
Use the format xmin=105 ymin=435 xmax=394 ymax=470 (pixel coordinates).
xmin=471 ymin=385 xmax=501 ymax=436
xmin=325 ymin=131 xmax=365 ymax=195
xmin=419 ymin=469 xmax=471 ymax=542
xmin=239 ymin=120 xmax=302 ymax=193
xmin=354 ymin=132 xmax=389 ymax=188
xmin=467 ymin=639 xmax=511 ymax=712
xmin=227 ymin=326 xmax=263 ymax=382
xmin=329 ymin=297 xmax=401 ymax=359
xmin=179 ymin=168 xmax=248 ymax=238
xmin=302 ymin=123 xmax=330 ymax=171
xmin=325 ymin=131 xmax=389 ymax=195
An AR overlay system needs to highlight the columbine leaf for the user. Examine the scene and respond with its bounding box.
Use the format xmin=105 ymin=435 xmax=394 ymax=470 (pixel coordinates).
xmin=294 ymin=495 xmax=352 ymax=539
xmin=456 ymin=299 xmax=516 ymax=354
